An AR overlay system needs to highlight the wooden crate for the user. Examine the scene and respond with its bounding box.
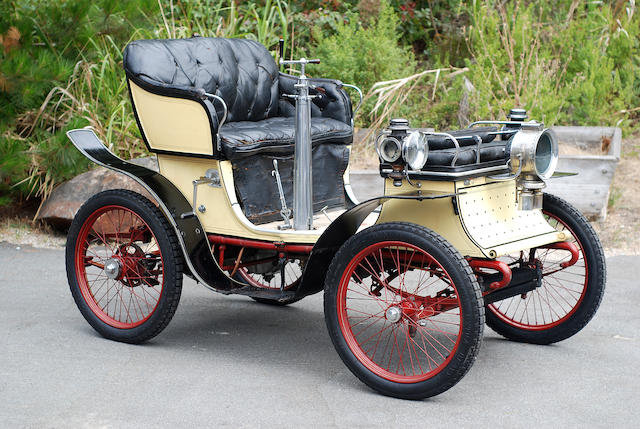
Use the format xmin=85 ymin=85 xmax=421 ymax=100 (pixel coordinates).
xmin=545 ymin=126 xmax=622 ymax=220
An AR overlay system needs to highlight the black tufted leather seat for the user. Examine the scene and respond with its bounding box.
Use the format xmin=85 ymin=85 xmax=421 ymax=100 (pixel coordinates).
xmin=123 ymin=37 xmax=353 ymax=160
xmin=219 ymin=116 xmax=352 ymax=159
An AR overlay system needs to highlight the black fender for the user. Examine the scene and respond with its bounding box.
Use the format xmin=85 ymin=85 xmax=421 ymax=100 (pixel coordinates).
xmin=66 ymin=128 xmax=239 ymax=292
xmin=294 ymin=193 xmax=457 ymax=299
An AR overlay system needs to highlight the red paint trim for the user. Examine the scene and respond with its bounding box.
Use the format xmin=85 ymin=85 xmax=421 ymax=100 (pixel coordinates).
xmin=207 ymin=234 xmax=313 ymax=254
xmin=468 ymin=258 xmax=512 ymax=290
xmin=539 ymin=241 xmax=580 ymax=268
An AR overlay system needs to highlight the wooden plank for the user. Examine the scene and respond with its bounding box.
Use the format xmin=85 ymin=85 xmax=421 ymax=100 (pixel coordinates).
xmin=548 ymin=126 xmax=621 ymax=220
xmin=544 ymin=182 xmax=610 ymax=219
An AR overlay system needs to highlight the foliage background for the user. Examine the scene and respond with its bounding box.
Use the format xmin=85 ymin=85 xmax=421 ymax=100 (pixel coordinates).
xmin=1 ymin=0 xmax=639 ymax=210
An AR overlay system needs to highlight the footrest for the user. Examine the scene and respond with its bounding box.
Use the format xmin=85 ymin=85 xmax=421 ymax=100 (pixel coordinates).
xmin=233 ymin=286 xmax=297 ymax=302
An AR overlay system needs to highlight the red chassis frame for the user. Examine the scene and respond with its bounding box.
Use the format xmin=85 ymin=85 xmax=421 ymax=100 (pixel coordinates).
xmin=206 ymin=234 xmax=580 ymax=308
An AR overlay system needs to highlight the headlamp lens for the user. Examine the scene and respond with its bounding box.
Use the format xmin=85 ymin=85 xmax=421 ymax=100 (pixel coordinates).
xmin=534 ymin=129 xmax=558 ymax=179
xmin=402 ymin=131 xmax=428 ymax=170
xmin=377 ymin=137 xmax=402 ymax=163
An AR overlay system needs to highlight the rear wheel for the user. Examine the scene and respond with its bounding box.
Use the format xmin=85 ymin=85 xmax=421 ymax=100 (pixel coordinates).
xmin=324 ymin=223 xmax=484 ymax=399
xmin=66 ymin=189 xmax=183 ymax=343
xmin=486 ymin=193 xmax=606 ymax=344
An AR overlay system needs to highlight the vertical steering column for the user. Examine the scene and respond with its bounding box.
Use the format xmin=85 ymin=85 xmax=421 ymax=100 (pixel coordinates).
xmin=280 ymin=57 xmax=321 ymax=230
xmin=293 ymin=69 xmax=313 ymax=230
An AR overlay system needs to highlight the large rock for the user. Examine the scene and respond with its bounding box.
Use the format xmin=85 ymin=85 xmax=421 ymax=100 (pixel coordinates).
xmin=37 ymin=157 xmax=158 ymax=228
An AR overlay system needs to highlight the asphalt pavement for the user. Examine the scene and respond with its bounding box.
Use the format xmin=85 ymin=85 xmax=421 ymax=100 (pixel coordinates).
xmin=1 ymin=173 xmax=639 ymax=428
xmin=0 ymin=241 xmax=638 ymax=428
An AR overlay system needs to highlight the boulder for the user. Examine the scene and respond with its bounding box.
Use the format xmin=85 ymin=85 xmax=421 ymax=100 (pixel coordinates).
xmin=36 ymin=157 xmax=158 ymax=228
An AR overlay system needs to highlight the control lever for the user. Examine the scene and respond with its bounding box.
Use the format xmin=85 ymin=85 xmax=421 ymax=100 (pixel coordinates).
xmin=279 ymin=57 xmax=320 ymax=77
xmin=271 ymin=159 xmax=292 ymax=230
xmin=278 ymin=38 xmax=285 ymax=72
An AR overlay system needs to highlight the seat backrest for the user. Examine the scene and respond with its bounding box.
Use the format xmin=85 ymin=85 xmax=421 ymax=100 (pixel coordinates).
xmin=123 ymin=37 xmax=280 ymax=123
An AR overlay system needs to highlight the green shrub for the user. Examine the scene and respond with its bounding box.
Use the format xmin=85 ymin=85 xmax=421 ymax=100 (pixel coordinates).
xmin=308 ymin=0 xmax=416 ymax=126
xmin=0 ymin=0 xmax=295 ymax=207
xmin=462 ymin=0 xmax=640 ymax=129
xmin=0 ymin=0 xmax=162 ymax=207
xmin=391 ymin=0 xmax=468 ymax=63
xmin=1 ymin=0 xmax=639 ymax=211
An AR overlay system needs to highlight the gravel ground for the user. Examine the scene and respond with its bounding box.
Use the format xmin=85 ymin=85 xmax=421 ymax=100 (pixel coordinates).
xmin=591 ymin=135 xmax=640 ymax=255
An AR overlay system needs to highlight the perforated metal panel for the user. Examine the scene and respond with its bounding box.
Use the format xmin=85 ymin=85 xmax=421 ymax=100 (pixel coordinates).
xmin=457 ymin=181 xmax=557 ymax=249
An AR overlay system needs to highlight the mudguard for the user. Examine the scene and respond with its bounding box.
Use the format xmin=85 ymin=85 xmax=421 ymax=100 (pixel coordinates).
xmin=66 ymin=128 xmax=237 ymax=292
xmin=294 ymin=193 xmax=457 ymax=298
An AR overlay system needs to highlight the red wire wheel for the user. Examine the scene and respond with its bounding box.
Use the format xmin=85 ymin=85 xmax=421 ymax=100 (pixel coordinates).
xmin=234 ymin=259 xmax=304 ymax=306
xmin=338 ymin=241 xmax=463 ymax=382
xmin=66 ymin=190 xmax=183 ymax=343
xmin=324 ymin=223 xmax=483 ymax=400
xmin=74 ymin=205 xmax=163 ymax=329
xmin=486 ymin=193 xmax=606 ymax=344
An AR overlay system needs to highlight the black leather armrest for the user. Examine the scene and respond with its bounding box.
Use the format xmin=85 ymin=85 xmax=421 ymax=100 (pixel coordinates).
xmin=130 ymin=73 xmax=203 ymax=100
xmin=278 ymin=73 xmax=353 ymax=126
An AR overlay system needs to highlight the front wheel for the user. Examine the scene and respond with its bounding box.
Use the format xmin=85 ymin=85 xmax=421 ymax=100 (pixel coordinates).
xmin=486 ymin=193 xmax=606 ymax=344
xmin=324 ymin=223 xmax=484 ymax=400
xmin=66 ymin=189 xmax=183 ymax=344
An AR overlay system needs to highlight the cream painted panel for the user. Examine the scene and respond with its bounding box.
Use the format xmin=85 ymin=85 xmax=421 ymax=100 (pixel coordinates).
xmin=129 ymin=81 xmax=213 ymax=155
xmin=375 ymin=178 xmax=487 ymax=257
xmin=490 ymin=231 xmax=569 ymax=257
xmin=156 ymin=155 xmax=323 ymax=244
xmin=457 ymin=181 xmax=558 ymax=249
xmin=376 ymin=178 xmax=568 ymax=258
xmin=157 ymin=153 xmax=566 ymax=254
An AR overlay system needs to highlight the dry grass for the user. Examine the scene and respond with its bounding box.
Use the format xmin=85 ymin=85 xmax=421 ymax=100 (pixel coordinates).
xmin=0 ymin=216 xmax=65 ymax=249
xmin=356 ymin=67 xmax=468 ymax=147
xmin=592 ymin=134 xmax=640 ymax=255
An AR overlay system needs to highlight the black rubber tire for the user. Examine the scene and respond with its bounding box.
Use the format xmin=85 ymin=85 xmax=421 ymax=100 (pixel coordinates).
xmin=66 ymin=189 xmax=183 ymax=344
xmin=486 ymin=193 xmax=606 ymax=344
xmin=324 ymin=222 xmax=484 ymax=400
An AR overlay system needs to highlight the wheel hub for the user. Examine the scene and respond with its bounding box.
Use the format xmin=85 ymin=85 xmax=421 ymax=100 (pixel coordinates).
xmin=104 ymin=258 xmax=122 ymax=280
xmin=385 ymin=299 xmax=421 ymax=323
xmin=400 ymin=299 xmax=418 ymax=317
xmin=385 ymin=306 xmax=402 ymax=323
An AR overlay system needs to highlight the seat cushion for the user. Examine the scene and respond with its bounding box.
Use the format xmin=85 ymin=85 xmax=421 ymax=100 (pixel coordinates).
xmin=219 ymin=117 xmax=353 ymax=159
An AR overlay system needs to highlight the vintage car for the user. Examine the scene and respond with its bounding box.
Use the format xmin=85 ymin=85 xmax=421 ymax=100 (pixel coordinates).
xmin=65 ymin=36 xmax=605 ymax=399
